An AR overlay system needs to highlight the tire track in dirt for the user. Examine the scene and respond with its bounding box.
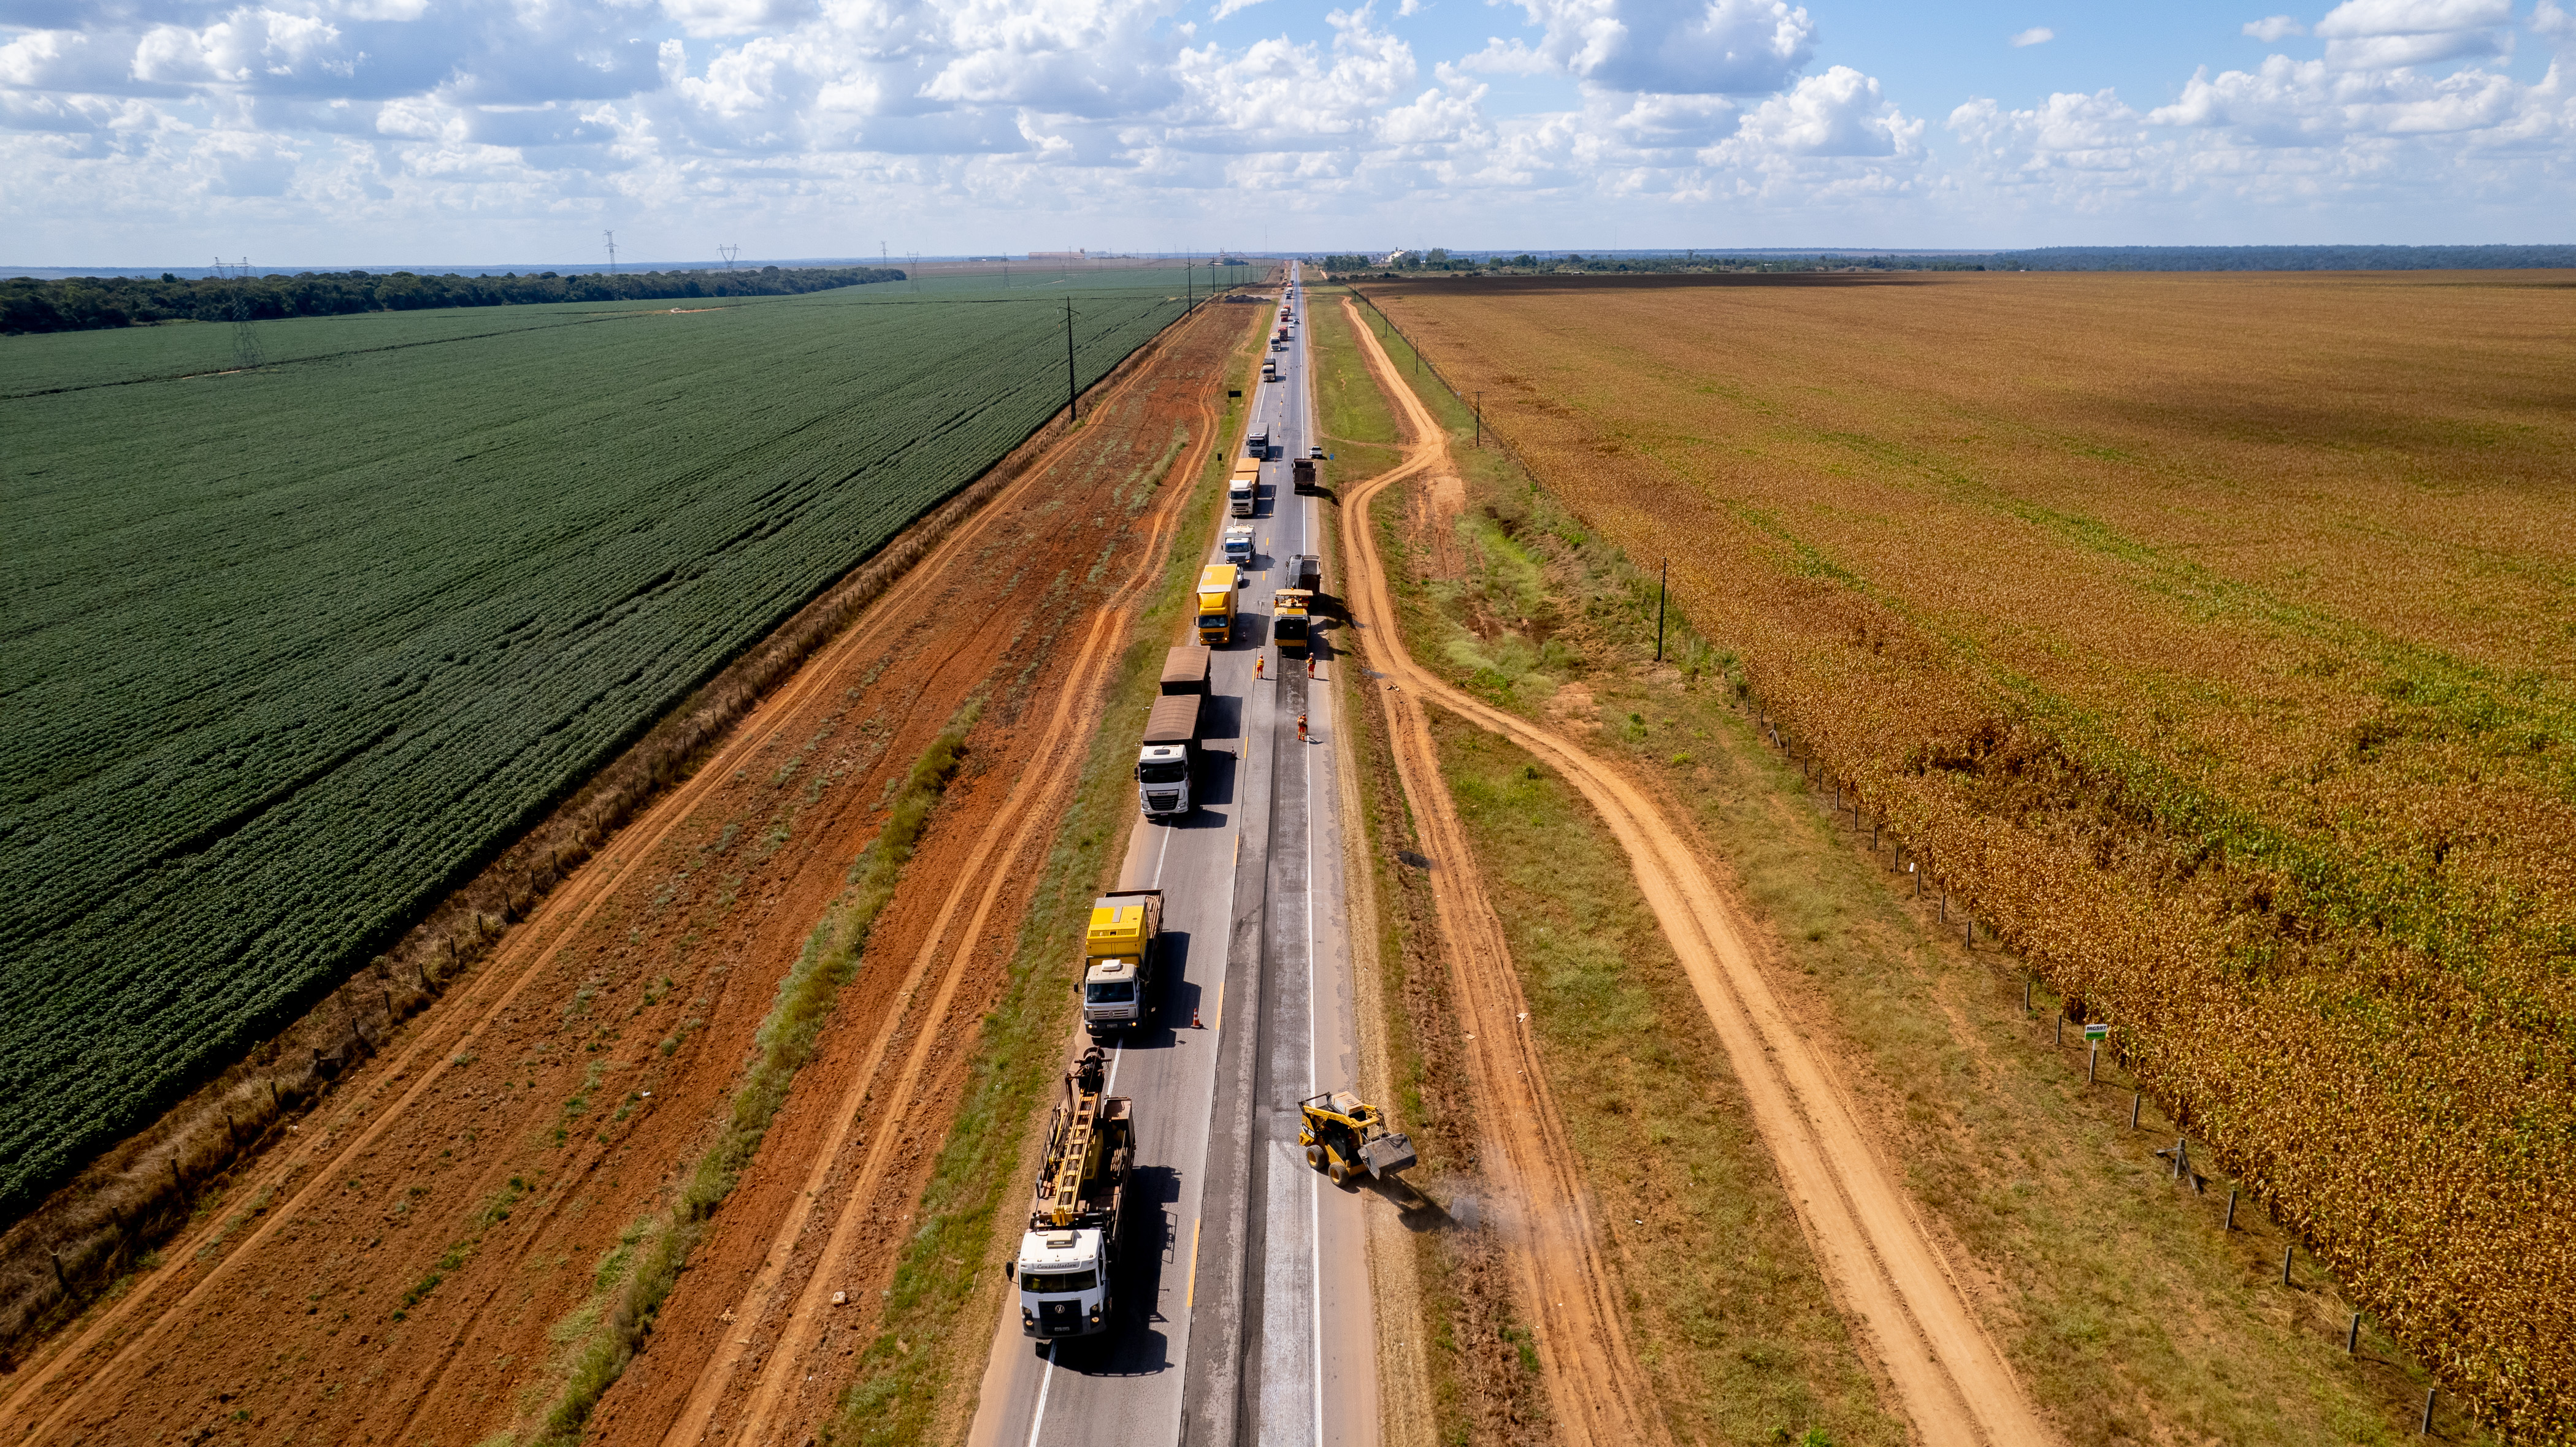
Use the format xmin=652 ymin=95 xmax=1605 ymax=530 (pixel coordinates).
xmin=655 ymin=496 xmax=1182 ymax=1447
xmin=1335 ymin=297 xmax=2055 ymax=1447
xmin=0 ymin=310 xmax=1217 ymax=1447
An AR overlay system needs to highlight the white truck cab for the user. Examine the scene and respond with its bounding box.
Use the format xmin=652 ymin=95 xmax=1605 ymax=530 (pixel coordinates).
xmin=1017 ymin=1227 xmax=1111 ymax=1338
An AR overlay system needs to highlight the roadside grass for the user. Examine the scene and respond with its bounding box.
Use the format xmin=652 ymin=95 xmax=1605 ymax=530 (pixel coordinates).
xmin=1306 ymin=284 xmax=1404 ymax=483
xmin=1430 ymin=712 xmax=1900 ymax=1446
xmin=1315 ymin=289 xmax=1895 ymax=1443
xmin=818 ymin=299 xmax=1257 ymax=1447
xmin=499 ymin=700 xmax=980 ymax=1447
xmin=1330 ymin=288 xmax=2486 ymax=1445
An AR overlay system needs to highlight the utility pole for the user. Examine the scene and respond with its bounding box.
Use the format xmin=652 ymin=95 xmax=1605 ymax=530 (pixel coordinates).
xmin=603 ymin=230 xmax=617 ymax=275
xmin=1064 ymin=299 xmax=1078 ymax=424
xmin=1656 ymin=559 xmax=1668 ymax=662
xmin=1474 ymin=391 xmax=1482 ymax=447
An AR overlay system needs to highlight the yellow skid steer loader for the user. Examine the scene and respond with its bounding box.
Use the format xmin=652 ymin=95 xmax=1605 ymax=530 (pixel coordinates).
xmin=1298 ymin=1091 xmax=1416 ymax=1186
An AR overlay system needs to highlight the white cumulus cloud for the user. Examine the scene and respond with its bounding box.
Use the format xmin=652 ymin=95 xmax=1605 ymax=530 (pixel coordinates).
xmin=2010 ymin=26 xmax=2054 ymax=47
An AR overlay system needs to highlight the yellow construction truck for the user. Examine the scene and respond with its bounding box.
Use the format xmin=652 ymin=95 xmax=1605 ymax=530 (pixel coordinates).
xmin=1272 ymin=553 xmax=1319 ymax=653
xmin=1011 ymin=1045 xmax=1133 ymax=1338
xmin=1080 ymin=888 xmax=1162 ymax=1033
xmin=1196 ymin=563 xmax=1238 ymax=643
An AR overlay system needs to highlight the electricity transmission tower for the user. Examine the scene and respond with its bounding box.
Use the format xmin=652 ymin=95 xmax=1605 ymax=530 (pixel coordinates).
xmin=718 ymin=243 xmax=740 ymax=269
xmin=604 ymin=230 xmax=618 ymax=275
xmin=212 ymin=257 xmax=263 ymax=370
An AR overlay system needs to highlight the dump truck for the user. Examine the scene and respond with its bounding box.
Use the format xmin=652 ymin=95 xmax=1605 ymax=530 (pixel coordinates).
xmin=1196 ymin=563 xmax=1239 ymax=644
xmin=1229 ymin=457 xmax=1259 ymax=517
xmin=1137 ymin=693 xmax=1200 ymax=816
xmin=1290 ymin=457 xmax=1316 ymax=494
xmin=1298 ymin=1091 xmax=1416 ymax=1186
xmin=1012 ymin=1046 xmax=1133 ymax=1338
xmin=1285 ymin=552 xmax=1321 ymax=594
xmin=1080 ymin=888 xmax=1163 ymax=1032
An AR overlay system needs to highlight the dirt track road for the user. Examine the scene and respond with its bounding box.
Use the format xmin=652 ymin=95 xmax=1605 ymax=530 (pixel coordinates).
xmin=1336 ymin=298 xmax=2054 ymax=1447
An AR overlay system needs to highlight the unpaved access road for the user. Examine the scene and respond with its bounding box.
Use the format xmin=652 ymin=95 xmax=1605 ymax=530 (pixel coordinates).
xmin=1336 ymin=297 xmax=2056 ymax=1447
xmin=0 ymin=300 xmax=1241 ymax=1447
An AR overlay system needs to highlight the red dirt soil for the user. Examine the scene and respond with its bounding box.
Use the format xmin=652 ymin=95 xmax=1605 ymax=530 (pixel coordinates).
xmin=0 ymin=300 xmax=1244 ymax=1447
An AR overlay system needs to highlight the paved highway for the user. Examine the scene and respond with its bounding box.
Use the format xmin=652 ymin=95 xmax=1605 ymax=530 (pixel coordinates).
xmin=965 ymin=263 xmax=1376 ymax=1447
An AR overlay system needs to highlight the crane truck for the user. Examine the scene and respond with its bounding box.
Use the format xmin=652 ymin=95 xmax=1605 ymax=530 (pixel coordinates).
xmin=1080 ymin=888 xmax=1163 ymax=1033
xmin=1012 ymin=1045 xmax=1133 ymax=1338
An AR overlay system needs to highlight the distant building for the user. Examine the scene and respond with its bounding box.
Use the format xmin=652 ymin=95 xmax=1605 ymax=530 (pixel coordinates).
xmin=1028 ymin=250 xmax=1088 ymax=260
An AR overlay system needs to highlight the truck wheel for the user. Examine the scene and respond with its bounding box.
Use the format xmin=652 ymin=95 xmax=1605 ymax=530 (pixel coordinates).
xmin=1305 ymin=1145 xmax=1324 ymax=1170
xmin=1327 ymin=1159 xmax=1349 ymax=1186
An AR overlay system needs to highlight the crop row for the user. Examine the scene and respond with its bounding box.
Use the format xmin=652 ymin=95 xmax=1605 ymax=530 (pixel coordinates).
xmin=0 ymin=271 xmax=1208 ymax=1214
xmin=1360 ymin=275 xmax=2576 ymax=1438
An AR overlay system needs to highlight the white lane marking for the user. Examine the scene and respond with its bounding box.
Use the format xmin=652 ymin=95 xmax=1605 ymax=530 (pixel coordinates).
xmin=1025 ymin=1346 xmax=1055 ymax=1447
xmin=1019 ymin=1042 xmax=1124 ymax=1447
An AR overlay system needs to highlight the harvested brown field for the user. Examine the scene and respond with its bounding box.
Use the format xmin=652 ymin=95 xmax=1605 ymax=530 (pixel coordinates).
xmin=1352 ymin=270 xmax=2576 ymax=1437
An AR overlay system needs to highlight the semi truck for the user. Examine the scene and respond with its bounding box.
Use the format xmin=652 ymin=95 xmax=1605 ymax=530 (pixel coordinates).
xmin=1229 ymin=457 xmax=1259 ymax=516
xmin=1196 ymin=563 xmax=1239 ymax=643
xmin=1222 ymin=522 xmax=1254 ymax=565
xmin=1012 ymin=1045 xmax=1133 ymax=1339
xmin=1080 ymin=888 xmax=1163 ymax=1033
xmin=1138 ymin=646 xmax=1207 ymax=816
xmin=1137 ymin=695 xmax=1200 ymax=815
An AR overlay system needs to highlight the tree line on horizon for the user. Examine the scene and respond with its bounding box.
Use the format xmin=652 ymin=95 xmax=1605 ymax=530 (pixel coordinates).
xmin=0 ymin=264 xmax=906 ymax=336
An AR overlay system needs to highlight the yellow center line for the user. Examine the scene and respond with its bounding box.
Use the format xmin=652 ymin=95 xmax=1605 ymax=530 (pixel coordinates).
xmin=1186 ymin=1216 xmax=1203 ymax=1310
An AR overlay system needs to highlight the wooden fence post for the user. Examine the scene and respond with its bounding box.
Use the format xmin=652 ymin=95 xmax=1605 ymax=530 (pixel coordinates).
xmin=2225 ymin=1190 xmax=2237 ymax=1231
xmin=2282 ymin=1245 xmax=2294 ymax=1285
xmin=2129 ymin=1092 xmax=2141 ymax=1128
xmin=2348 ymin=1313 xmax=2361 ymax=1353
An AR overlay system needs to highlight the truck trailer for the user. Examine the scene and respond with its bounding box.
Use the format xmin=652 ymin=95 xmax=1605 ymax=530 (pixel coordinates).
xmin=1012 ymin=1047 xmax=1133 ymax=1338
xmin=1080 ymin=889 xmax=1163 ymax=1033
xmin=1228 ymin=458 xmax=1259 ymax=517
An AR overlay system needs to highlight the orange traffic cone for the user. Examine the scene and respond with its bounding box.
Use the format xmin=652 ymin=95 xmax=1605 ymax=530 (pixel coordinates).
xmin=1192 ymin=1007 xmax=1205 ymax=1029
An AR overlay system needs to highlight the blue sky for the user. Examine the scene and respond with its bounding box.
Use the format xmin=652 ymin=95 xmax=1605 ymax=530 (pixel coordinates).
xmin=6 ymin=0 xmax=2572 ymax=265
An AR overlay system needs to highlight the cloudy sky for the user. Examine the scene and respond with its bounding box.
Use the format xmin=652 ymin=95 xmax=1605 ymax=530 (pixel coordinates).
xmin=4 ymin=0 xmax=2571 ymax=265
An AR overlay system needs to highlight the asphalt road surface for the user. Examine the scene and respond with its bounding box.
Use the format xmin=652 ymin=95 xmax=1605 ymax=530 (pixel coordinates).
xmin=965 ymin=264 xmax=1377 ymax=1447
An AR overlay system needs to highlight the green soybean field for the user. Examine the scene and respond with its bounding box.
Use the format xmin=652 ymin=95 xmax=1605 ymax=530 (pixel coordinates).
xmin=0 ymin=265 xmax=1244 ymax=1215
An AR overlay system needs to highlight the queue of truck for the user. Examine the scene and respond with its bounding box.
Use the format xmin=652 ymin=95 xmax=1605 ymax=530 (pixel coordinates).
xmin=1010 ymin=273 xmax=1414 ymax=1347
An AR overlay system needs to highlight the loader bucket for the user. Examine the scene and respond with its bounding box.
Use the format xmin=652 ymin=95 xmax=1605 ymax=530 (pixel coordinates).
xmin=1360 ymin=1133 xmax=1416 ymax=1178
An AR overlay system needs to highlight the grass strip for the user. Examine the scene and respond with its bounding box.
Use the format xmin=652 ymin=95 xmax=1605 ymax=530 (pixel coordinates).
xmin=819 ymin=304 xmax=1259 ymax=1447
xmin=509 ymin=700 xmax=981 ymax=1447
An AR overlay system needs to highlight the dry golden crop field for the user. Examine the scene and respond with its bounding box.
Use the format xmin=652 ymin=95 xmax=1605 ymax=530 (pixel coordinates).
xmin=1358 ymin=269 xmax=2576 ymax=1436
